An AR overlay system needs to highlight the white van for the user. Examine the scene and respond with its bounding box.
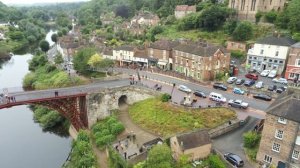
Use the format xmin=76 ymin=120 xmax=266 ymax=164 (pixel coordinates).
xmin=209 ymin=92 xmax=227 ymax=103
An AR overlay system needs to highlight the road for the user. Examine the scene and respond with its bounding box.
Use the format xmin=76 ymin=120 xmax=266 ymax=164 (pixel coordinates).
xmin=114 ymin=68 xmax=271 ymax=111
xmin=213 ymin=117 xmax=259 ymax=168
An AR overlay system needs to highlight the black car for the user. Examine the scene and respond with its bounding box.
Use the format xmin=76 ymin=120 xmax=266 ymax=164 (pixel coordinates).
xmin=276 ymin=86 xmax=286 ymax=94
xmin=213 ymin=83 xmax=228 ymax=91
xmin=235 ymin=79 xmax=245 ymax=85
xmin=224 ymin=153 xmax=244 ymax=167
xmin=194 ymin=90 xmax=206 ymax=98
xmin=244 ymin=80 xmax=255 ymax=87
xmin=268 ymin=85 xmax=277 ymax=91
xmin=253 ymin=93 xmax=272 ymax=101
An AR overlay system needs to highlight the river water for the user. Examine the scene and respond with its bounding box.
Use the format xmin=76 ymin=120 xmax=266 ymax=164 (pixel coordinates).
xmin=0 ymin=31 xmax=71 ymax=168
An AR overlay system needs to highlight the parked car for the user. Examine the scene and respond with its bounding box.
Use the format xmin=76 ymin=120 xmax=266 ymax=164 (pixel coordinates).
xmin=233 ymin=87 xmax=245 ymax=95
xmin=235 ymin=79 xmax=245 ymax=85
xmin=260 ymin=70 xmax=271 ymax=77
xmin=178 ymin=85 xmax=192 ymax=93
xmin=209 ymin=92 xmax=226 ymax=103
xmin=244 ymin=80 xmax=255 ymax=87
xmin=272 ymin=77 xmax=288 ymax=85
xmin=268 ymin=85 xmax=277 ymax=92
xmin=245 ymin=73 xmax=258 ymax=80
xmin=255 ymin=81 xmax=264 ymax=89
xmin=227 ymin=77 xmax=237 ymax=84
xmin=268 ymin=70 xmax=277 ymax=78
xmin=253 ymin=93 xmax=272 ymax=101
xmin=228 ymin=99 xmax=249 ymax=109
xmin=194 ymin=90 xmax=206 ymax=98
xmin=224 ymin=153 xmax=244 ymax=167
xmin=213 ymin=83 xmax=228 ymax=91
xmin=276 ymin=86 xmax=286 ymax=94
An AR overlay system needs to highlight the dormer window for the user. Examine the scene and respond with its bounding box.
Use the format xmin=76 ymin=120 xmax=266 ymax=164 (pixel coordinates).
xmin=278 ymin=117 xmax=287 ymax=124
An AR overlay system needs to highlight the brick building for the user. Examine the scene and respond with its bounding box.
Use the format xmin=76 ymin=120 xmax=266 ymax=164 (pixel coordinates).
xmin=175 ymin=5 xmax=196 ymax=19
xmin=256 ymin=88 xmax=300 ymax=168
xmin=130 ymin=11 xmax=160 ymax=27
xmin=173 ymin=41 xmax=230 ymax=81
xmin=147 ymin=39 xmax=180 ymax=70
xmin=285 ymin=42 xmax=300 ymax=81
xmin=228 ymin=0 xmax=287 ymax=21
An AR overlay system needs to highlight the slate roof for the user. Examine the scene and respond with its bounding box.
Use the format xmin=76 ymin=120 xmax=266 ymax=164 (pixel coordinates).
xmin=149 ymin=40 xmax=180 ymax=50
xmin=256 ymin=36 xmax=296 ymax=46
xmin=176 ymin=129 xmax=211 ymax=150
xmin=175 ymin=5 xmax=196 ymax=12
xmin=114 ymin=45 xmax=134 ymax=51
xmin=266 ymin=88 xmax=300 ymax=123
xmin=174 ymin=43 xmax=226 ymax=57
xmin=134 ymin=49 xmax=148 ymax=58
xmin=291 ymin=42 xmax=300 ymax=48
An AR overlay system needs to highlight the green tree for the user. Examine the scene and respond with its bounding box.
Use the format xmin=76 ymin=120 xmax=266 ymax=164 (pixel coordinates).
xmin=232 ymin=21 xmax=253 ymax=41
xmin=87 ymin=53 xmax=102 ymax=69
xmin=39 ymin=40 xmax=50 ymax=53
xmin=243 ymin=131 xmax=261 ymax=148
xmin=198 ymin=6 xmax=228 ymax=31
xmin=287 ymin=0 xmax=300 ymax=32
xmin=145 ymin=144 xmax=173 ymax=168
xmin=54 ymin=53 xmax=64 ymax=65
xmin=255 ymin=11 xmax=263 ymax=24
xmin=73 ymin=47 xmax=96 ymax=75
xmin=265 ymin=10 xmax=277 ymax=23
xmin=51 ymin=34 xmax=58 ymax=44
xmin=208 ymin=155 xmax=226 ymax=168
xmin=223 ymin=20 xmax=237 ymax=35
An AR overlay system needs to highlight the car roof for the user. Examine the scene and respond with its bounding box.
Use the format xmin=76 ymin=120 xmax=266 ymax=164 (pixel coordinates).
xmin=228 ymin=153 xmax=242 ymax=161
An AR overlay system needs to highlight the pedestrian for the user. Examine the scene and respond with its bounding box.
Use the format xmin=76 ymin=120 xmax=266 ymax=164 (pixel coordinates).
xmin=13 ymin=96 xmax=16 ymax=102
xmin=124 ymin=152 xmax=127 ymax=160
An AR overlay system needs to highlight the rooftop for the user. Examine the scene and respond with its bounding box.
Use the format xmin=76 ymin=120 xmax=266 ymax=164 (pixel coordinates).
xmin=149 ymin=40 xmax=180 ymax=50
xmin=174 ymin=42 xmax=226 ymax=57
xmin=266 ymin=88 xmax=300 ymax=123
xmin=256 ymin=36 xmax=296 ymax=46
xmin=291 ymin=42 xmax=300 ymax=48
xmin=114 ymin=45 xmax=135 ymax=51
xmin=176 ymin=129 xmax=211 ymax=150
xmin=175 ymin=5 xmax=196 ymax=12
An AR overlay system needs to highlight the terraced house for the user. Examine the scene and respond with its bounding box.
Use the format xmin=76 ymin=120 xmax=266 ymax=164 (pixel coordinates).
xmin=173 ymin=41 xmax=230 ymax=81
xmin=256 ymin=88 xmax=300 ymax=168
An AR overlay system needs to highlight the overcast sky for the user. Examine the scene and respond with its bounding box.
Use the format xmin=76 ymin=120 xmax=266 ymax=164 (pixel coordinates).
xmin=1 ymin=0 xmax=89 ymax=5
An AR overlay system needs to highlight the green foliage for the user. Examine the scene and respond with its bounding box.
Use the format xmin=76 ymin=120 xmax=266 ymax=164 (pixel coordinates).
xmin=54 ymin=53 xmax=64 ymax=65
xmin=51 ymin=34 xmax=58 ymax=43
xmin=108 ymin=146 xmax=129 ymax=168
xmin=293 ymin=33 xmax=300 ymax=42
xmin=39 ymin=40 xmax=50 ymax=53
xmin=215 ymin=71 xmax=225 ymax=81
xmin=45 ymin=64 xmax=57 ymax=73
xmin=243 ymin=131 xmax=261 ymax=148
xmin=161 ymin=93 xmax=171 ymax=102
xmin=232 ymin=21 xmax=253 ymax=41
xmin=9 ymin=31 xmax=25 ymax=40
xmin=230 ymin=50 xmax=245 ymax=59
xmin=208 ymin=155 xmax=226 ymax=168
xmin=65 ymin=130 xmax=97 ymax=168
xmin=176 ymin=155 xmax=192 ymax=168
xmin=265 ymin=10 xmax=277 ymax=23
xmin=245 ymin=147 xmax=258 ymax=161
xmin=145 ymin=144 xmax=173 ymax=168
xmin=255 ymin=11 xmax=263 ymax=24
xmin=275 ymin=0 xmax=300 ymax=32
xmin=198 ymin=6 xmax=229 ymax=31
xmin=223 ymin=20 xmax=237 ymax=35
xmin=28 ymin=54 xmax=48 ymax=71
xmin=177 ymin=13 xmax=200 ymax=31
xmin=33 ymin=106 xmax=65 ymax=129
xmin=73 ymin=47 xmax=96 ymax=75
xmin=92 ymin=116 xmax=125 ymax=148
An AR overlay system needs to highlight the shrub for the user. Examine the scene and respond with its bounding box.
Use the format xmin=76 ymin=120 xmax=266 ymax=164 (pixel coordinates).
xmin=255 ymin=11 xmax=263 ymax=24
xmin=231 ymin=50 xmax=246 ymax=59
xmin=161 ymin=93 xmax=171 ymax=102
xmin=96 ymin=134 xmax=115 ymax=147
xmin=265 ymin=10 xmax=277 ymax=23
xmin=232 ymin=21 xmax=253 ymax=41
xmin=111 ymin=122 xmax=125 ymax=135
xmin=45 ymin=64 xmax=57 ymax=73
xmin=243 ymin=131 xmax=261 ymax=148
xmin=208 ymin=155 xmax=226 ymax=168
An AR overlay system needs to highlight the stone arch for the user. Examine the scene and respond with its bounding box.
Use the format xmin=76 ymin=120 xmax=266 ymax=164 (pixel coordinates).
xmin=118 ymin=95 xmax=128 ymax=107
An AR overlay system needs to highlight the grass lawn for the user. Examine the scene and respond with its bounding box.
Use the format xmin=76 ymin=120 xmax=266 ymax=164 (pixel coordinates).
xmin=156 ymin=25 xmax=228 ymax=45
xmin=128 ymin=97 xmax=236 ymax=137
xmin=245 ymin=146 xmax=258 ymax=162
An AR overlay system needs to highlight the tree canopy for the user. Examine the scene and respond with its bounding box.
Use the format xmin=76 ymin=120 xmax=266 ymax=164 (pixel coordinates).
xmin=39 ymin=40 xmax=50 ymax=53
xmin=232 ymin=21 xmax=253 ymax=41
xmin=145 ymin=144 xmax=173 ymax=168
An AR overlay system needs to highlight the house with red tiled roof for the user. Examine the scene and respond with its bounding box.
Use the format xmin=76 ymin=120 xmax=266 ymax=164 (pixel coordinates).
xmin=175 ymin=5 xmax=196 ymax=19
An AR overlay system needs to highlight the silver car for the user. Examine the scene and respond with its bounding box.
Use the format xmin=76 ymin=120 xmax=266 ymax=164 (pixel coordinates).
xmin=178 ymin=85 xmax=192 ymax=93
xmin=255 ymin=81 xmax=264 ymax=89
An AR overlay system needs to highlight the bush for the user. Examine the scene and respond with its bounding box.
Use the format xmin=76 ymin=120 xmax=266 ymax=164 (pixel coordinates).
xmin=265 ymin=10 xmax=277 ymax=23
xmin=231 ymin=50 xmax=245 ymax=59
xmin=243 ymin=131 xmax=261 ymax=148
xmin=232 ymin=21 xmax=253 ymax=41
xmin=255 ymin=11 xmax=263 ymax=24
xmin=208 ymin=155 xmax=226 ymax=168
xmin=110 ymin=122 xmax=125 ymax=135
xmin=161 ymin=93 xmax=171 ymax=102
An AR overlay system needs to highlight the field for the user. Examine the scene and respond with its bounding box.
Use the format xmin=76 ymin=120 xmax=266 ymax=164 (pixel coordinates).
xmin=128 ymin=97 xmax=236 ymax=137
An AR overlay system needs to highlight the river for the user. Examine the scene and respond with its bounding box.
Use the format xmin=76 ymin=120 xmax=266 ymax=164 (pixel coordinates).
xmin=0 ymin=31 xmax=71 ymax=168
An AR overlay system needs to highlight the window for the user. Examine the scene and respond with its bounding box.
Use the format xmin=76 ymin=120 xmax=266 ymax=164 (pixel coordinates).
xmin=260 ymin=50 xmax=264 ymax=55
xmin=272 ymin=143 xmax=281 ymax=152
xmin=264 ymin=58 xmax=267 ymax=61
xmin=274 ymin=60 xmax=278 ymax=63
xmin=275 ymin=51 xmax=279 ymax=56
xmin=264 ymin=155 xmax=272 ymax=163
xmin=249 ymin=56 xmax=253 ymax=59
xmin=292 ymin=150 xmax=300 ymax=160
xmin=275 ymin=130 xmax=284 ymax=139
xmin=254 ymin=57 xmax=257 ymax=60
xmin=296 ymin=59 xmax=300 ymax=66
xmin=290 ymin=73 xmax=295 ymax=78
xmin=278 ymin=117 xmax=287 ymax=124
xmin=296 ymin=136 xmax=300 ymax=145
xmin=269 ymin=59 xmax=273 ymax=63
xmin=279 ymin=60 xmax=283 ymax=64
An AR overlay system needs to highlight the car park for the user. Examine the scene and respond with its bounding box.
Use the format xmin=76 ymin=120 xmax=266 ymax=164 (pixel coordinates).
xmin=255 ymin=81 xmax=264 ymax=89
xmin=268 ymin=70 xmax=277 ymax=78
xmin=194 ymin=90 xmax=206 ymax=98
xmin=209 ymin=92 xmax=226 ymax=103
xmin=227 ymin=77 xmax=237 ymax=84
xmin=272 ymin=77 xmax=288 ymax=85
xmin=213 ymin=83 xmax=228 ymax=91
xmin=228 ymin=99 xmax=249 ymax=109
xmin=235 ymin=79 xmax=245 ymax=85
xmin=178 ymin=85 xmax=192 ymax=93
xmin=233 ymin=87 xmax=245 ymax=95
xmin=276 ymin=86 xmax=286 ymax=94
xmin=245 ymin=73 xmax=258 ymax=80
xmin=268 ymin=85 xmax=277 ymax=92
xmin=244 ymin=80 xmax=255 ymax=87
xmin=260 ymin=70 xmax=271 ymax=77
xmin=253 ymin=93 xmax=272 ymax=101
xmin=224 ymin=153 xmax=244 ymax=167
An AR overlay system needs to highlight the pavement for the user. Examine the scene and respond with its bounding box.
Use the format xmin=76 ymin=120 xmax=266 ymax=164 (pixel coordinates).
xmin=212 ymin=117 xmax=259 ymax=168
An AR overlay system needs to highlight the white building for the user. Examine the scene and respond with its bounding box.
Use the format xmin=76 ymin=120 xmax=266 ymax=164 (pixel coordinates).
xmin=246 ymin=36 xmax=296 ymax=74
xmin=113 ymin=46 xmax=135 ymax=66
xmin=174 ymin=5 xmax=196 ymax=19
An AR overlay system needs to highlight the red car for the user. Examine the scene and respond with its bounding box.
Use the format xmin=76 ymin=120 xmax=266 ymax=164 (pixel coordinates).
xmin=245 ymin=73 xmax=258 ymax=80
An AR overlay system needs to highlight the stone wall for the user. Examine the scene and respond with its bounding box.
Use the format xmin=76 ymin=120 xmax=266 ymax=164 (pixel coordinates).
xmin=86 ymin=86 xmax=156 ymax=127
